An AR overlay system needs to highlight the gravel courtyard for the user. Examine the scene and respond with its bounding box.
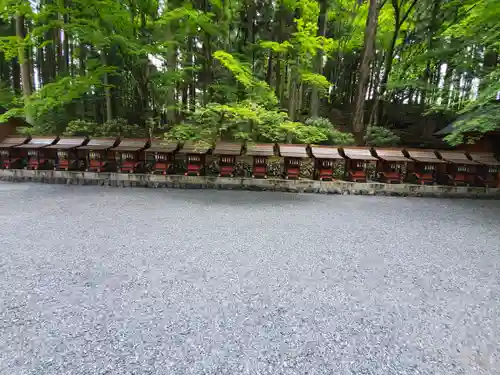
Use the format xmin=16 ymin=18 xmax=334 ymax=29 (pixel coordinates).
xmin=1 ymin=182 xmax=499 ymax=375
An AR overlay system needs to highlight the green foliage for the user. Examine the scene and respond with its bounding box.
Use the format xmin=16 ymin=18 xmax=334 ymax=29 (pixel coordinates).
xmin=0 ymin=81 xmax=14 ymax=109
xmin=213 ymin=51 xmax=278 ymax=107
xmin=254 ymin=109 xmax=290 ymax=143
xmin=364 ymin=126 xmax=401 ymax=146
xmin=165 ymin=102 xmax=336 ymax=144
xmin=259 ymin=41 xmax=292 ymax=53
xmin=444 ymin=105 xmax=500 ymax=146
xmin=259 ymin=0 xmax=334 ymax=100
xmin=64 ymin=120 xmax=99 ymax=136
xmin=304 ymin=117 xmax=356 ymax=145
xmin=98 ymin=118 xmax=149 ymax=138
xmin=442 ymin=68 xmax=500 ymax=144
xmin=16 ymin=107 xmax=70 ymax=135
xmin=30 ymin=69 xmax=114 ymax=119
xmin=444 ymin=0 xmax=500 ymax=47
xmin=292 ymin=0 xmax=334 ymax=57
xmin=165 ymin=123 xmax=208 ymax=142
xmin=213 ymin=51 xmax=254 ymax=88
xmin=166 ymin=101 xmax=286 ymax=143
xmin=300 ymin=72 xmax=331 ymax=95
xmin=280 ymin=121 xmax=330 ymax=144
xmin=0 ymin=0 xmax=497 ymax=148
xmin=64 ymin=118 xmax=148 ymax=137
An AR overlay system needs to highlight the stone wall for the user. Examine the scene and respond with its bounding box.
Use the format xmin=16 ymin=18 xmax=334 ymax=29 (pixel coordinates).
xmin=1 ymin=169 xmax=500 ymax=199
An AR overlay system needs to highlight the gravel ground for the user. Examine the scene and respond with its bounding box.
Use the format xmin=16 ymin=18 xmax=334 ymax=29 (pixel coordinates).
xmin=1 ymin=182 xmax=500 ymax=375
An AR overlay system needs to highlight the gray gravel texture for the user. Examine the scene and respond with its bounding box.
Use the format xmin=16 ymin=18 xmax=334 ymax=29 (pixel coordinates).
xmin=1 ymin=182 xmax=500 ymax=375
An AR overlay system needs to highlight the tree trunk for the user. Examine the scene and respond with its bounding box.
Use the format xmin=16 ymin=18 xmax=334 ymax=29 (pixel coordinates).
xmin=61 ymin=4 xmax=70 ymax=75
xmin=298 ymin=82 xmax=304 ymax=116
xmin=101 ymin=51 xmax=113 ymax=122
xmin=15 ymin=12 xmax=33 ymax=124
xmin=165 ymin=22 xmax=177 ymax=125
xmin=266 ymin=52 xmax=273 ymax=86
xmin=288 ymin=56 xmax=300 ymax=121
xmin=181 ymin=80 xmax=188 ymax=113
xmin=79 ymin=43 xmax=87 ymax=117
xmin=310 ymin=0 xmax=328 ymax=118
xmin=35 ymin=36 xmax=44 ymax=88
xmin=16 ymin=14 xmax=32 ymax=97
xmin=442 ymin=64 xmax=453 ymax=107
xmin=351 ymin=0 xmax=380 ymax=143
xmin=202 ymin=33 xmax=212 ymax=105
xmin=420 ymin=0 xmax=441 ymax=108
xmin=379 ymin=28 xmax=398 ymax=100
xmin=480 ymin=49 xmax=498 ymax=93
xmin=375 ymin=0 xmax=417 ymax=122
xmin=276 ymin=55 xmax=282 ymax=105
xmin=188 ymin=36 xmax=196 ymax=111
xmin=368 ymin=52 xmax=383 ymax=125
xmin=43 ymin=0 xmax=56 ymax=83
xmin=12 ymin=52 xmax=21 ymax=95
xmin=288 ymin=69 xmax=296 ymax=121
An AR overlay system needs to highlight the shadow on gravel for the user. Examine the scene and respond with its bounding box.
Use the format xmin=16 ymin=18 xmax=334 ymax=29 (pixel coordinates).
xmin=19 ymin=183 xmax=318 ymax=207
xmin=162 ymin=188 xmax=318 ymax=206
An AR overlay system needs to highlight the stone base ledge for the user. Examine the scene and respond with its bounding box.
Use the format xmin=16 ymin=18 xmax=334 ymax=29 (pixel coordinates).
xmin=1 ymin=169 xmax=499 ymax=199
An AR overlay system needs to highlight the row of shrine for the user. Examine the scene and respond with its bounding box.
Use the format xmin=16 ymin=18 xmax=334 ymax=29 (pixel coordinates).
xmin=0 ymin=135 xmax=499 ymax=187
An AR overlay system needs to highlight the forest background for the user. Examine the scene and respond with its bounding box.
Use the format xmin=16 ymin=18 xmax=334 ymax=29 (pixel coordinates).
xmin=0 ymin=0 xmax=498 ymax=147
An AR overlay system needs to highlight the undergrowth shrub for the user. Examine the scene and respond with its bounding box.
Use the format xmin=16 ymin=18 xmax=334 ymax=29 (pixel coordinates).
xmin=364 ymin=126 xmax=400 ymax=147
xmin=304 ymin=117 xmax=356 ymax=145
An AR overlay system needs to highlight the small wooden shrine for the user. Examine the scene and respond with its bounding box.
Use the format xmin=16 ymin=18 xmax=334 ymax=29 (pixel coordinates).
xmin=111 ymin=138 xmax=150 ymax=173
xmin=0 ymin=136 xmax=30 ymax=169
xmin=403 ymin=149 xmax=446 ymax=185
xmin=436 ymin=150 xmax=479 ymax=186
xmin=14 ymin=136 xmax=59 ymax=170
xmin=245 ymin=143 xmax=276 ymax=178
xmin=47 ymin=137 xmax=88 ymax=171
xmin=213 ymin=142 xmax=243 ymax=177
xmin=372 ymin=148 xmax=410 ymax=184
xmin=145 ymin=140 xmax=179 ymax=175
xmin=309 ymin=145 xmax=343 ymax=181
xmin=340 ymin=147 xmax=377 ymax=182
xmin=77 ymin=137 xmax=120 ymax=172
xmin=277 ymin=144 xmax=308 ymax=179
xmin=179 ymin=141 xmax=211 ymax=176
xmin=466 ymin=152 xmax=500 ymax=188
